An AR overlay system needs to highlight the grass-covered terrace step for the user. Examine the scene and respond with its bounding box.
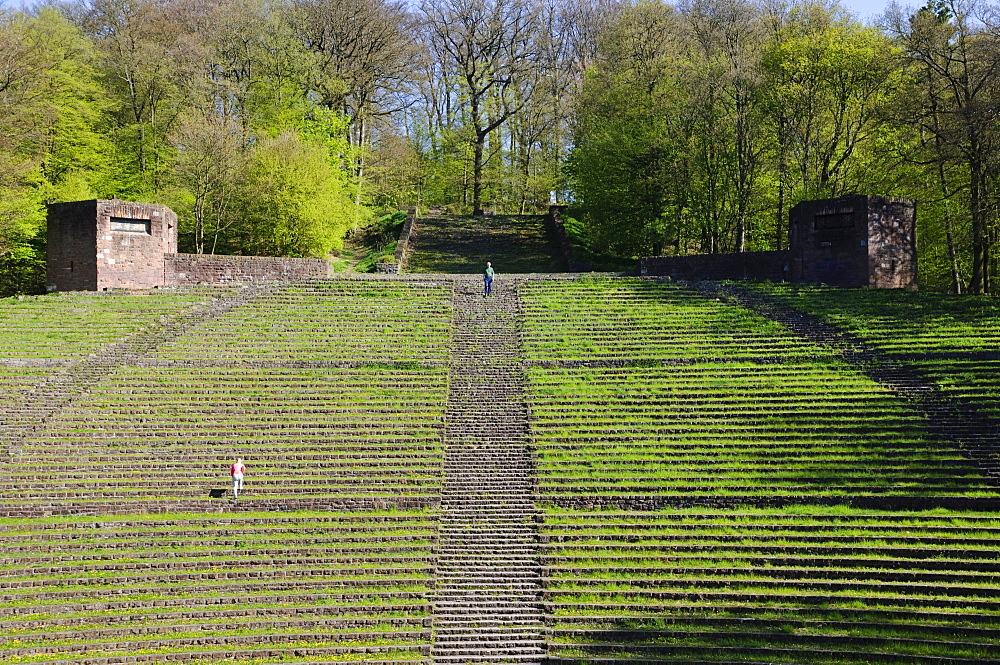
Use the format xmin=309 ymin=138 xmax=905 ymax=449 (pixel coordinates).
xmin=0 ymin=289 xmax=228 ymax=361
xmin=738 ymin=283 xmax=1000 ymax=423
xmin=542 ymin=507 xmax=1000 ymax=663
xmin=405 ymin=215 xmax=561 ymax=274
xmin=548 ymin=642 xmax=998 ymax=665
xmin=0 ymin=644 xmax=428 ymax=665
xmin=154 ymin=280 xmax=451 ymax=365
xmin=518 ymin=278 xmax=826 ymax=363
xmin=25 ymin=657 xmax=425 ymax=665
xmin=0 ymin=510 xmax=433 ymax=663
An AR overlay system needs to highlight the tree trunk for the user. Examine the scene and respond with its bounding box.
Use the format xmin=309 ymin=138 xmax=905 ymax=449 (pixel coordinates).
xmin=944 ymin=203 xmax=964 ymax=294
xmin=735 ymin=219 xmax=746 ymax=253
xmin=936 ymin=160 xmax=963 ymax=294
xmin=354 ymin=116 xmax=367 ymax=213
xmin=969 ymin=152 xmax=987 ymax=294
xmin=473 ymin=131 xmax=486 ymax=216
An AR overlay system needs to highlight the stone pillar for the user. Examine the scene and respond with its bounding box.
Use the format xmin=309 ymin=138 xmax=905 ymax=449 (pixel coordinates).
xmin=47 ymin=199 xmax=178 ymax=291
xmin=789 ymin=195 xmax=916 ymax=289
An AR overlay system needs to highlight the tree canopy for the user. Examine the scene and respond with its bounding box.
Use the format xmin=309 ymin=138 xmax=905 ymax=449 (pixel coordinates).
xmin=0 ymin=0 xmax=999 ymax=293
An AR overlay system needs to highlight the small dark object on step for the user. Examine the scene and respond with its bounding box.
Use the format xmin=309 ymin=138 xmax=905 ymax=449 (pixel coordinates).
xmin=208 ymin=488 xmax=227 ymax=498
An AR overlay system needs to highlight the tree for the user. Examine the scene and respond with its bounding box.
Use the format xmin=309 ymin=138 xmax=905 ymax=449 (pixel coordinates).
xmin=293 ymin=0 xmax=415 ymax=147
xmin=886 ymin=0 xmax=1000 ymax=293
xmin=0 ymin=8 xmax=107 ymax=294
xmin=168 ymin=113 xmax=244 ymax=255
xmin=229 ymin=130 xmax=361 ymax=257
xmin=0 ymin=9 xmax=50 ymax=253
xmin=567 ymin=0 xmax=682 ymax=255
xmin=74 ymin=0 xmax=196 ymax=196
xmin=421 ymin=0 xmax=544 ymax=215
xmin=763 ymin=6 xmax=903 ymax=200
xmin=681 ymin=0 xmax=768 ymax=252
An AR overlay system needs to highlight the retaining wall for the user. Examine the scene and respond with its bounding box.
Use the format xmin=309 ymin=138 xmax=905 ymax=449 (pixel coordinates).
xmin=544 ymin=205 xmax=591 ymax=272
xmin=640 ymin=250 xmax=791 ymax=282
xmin=164 ymin=254 xmax=329 ymax=285
xmin=378 ymin=208 xmax=418 ymax=274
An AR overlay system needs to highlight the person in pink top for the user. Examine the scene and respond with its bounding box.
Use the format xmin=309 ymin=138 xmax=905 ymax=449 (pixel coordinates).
xmin=230 ymin=458 xmax=246 ymax=499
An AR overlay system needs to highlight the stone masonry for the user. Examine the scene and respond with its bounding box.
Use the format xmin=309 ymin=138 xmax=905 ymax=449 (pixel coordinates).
xmin=640 ymin=195 xmax=917 ymax=288
xmin=164 ymin=254 xmax=329 ymax=285
xmin=432 ymin=276 xmax=545 ymax=663
xmin=790 ymin=195 xmax=917 ymax=289
xmin=47 ymin=199 xmax=329 ymax=290
xmin=47 ymin=200 xmax=178 ymax=292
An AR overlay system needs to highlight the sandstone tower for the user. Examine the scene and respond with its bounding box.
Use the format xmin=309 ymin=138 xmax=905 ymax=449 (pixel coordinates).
xmin=47 ymin=199 xmax=178 ymax=291
xmin=789 ymin=195 xmax=917 ymax=289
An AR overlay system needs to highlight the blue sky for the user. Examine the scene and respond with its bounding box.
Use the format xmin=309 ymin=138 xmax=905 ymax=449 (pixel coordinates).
xmin=839 ymin=0 xmax=898 ymax=21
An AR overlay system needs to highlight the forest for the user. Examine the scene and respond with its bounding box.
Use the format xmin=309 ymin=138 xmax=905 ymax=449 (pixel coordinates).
xmin=0 ymin=0 xmax=998 ymax=293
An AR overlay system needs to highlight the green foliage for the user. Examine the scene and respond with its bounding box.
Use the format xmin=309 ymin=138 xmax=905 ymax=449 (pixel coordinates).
xmin=566 ymin=1 xmax=678 ymax=257
xmin=0 ymin=9 xmax=108 ymax=254
xmin=560 ymin=215 xmax=637 ymax=272
xmin=0 ymin=242 xmax=46 ymax=297
xmin=354 ymin=210 xmax=406 ymax=272
xmin=223 ymin=131 xmax=364 ymax=258
xmin=568 ymin=0 xmax=907 ymax=263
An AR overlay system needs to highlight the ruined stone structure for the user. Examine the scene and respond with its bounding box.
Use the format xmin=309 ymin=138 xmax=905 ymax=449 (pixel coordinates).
xmin=47 ymin=199 xmax=178 ymax=291
xmin=640 ymin=195 xmax=918 ymax=288
xmin=790 ymin=196 xmax=917 ymax=289
xmin=47 ymin=199 xmax=329 ymax=291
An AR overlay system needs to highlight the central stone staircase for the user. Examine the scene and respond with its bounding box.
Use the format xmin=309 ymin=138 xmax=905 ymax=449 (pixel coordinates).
xmin=432 ymin=276 xmax=545 ymax=663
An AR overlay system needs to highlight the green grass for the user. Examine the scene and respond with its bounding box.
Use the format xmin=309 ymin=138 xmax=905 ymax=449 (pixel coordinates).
xmin=406 ymin=214 xmax=563 ymax=273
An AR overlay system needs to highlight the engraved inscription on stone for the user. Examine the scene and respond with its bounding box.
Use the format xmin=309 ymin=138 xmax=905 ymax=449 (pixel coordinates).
xmin=814 ymin=209 xmax=854 ymax=230
xmin=110 ymin=217 xmax=151 ymax=234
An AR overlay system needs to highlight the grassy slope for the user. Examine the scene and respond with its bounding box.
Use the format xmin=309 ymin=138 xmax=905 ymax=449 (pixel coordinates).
xmin=0 ymin=281 xmax=448 ymax=663
xmin=741 ymin=283 xmax=1000 ymax=421
xmin=519 ymin=278 xmax=1000 ymax=664
xmin=2 ymin=278 xmax=999 ymax=663
xmin=405 ymin=215 xmax=563 ymax=274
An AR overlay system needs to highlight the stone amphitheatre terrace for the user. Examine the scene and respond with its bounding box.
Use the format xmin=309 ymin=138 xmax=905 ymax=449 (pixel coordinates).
xmin=0 ymin=212 xmax=999 ymax=664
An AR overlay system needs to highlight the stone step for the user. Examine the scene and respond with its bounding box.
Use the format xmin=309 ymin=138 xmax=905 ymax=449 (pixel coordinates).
xmin=434 ymin=601 xmax=543 ymax=610
xmin=431 ymin=645 xmax=545 ymax=657
xmin=431 ymin=658 xmax=541 ymax=664
xmin=436 ymin=553 xmax=540 ymax=560
xmin=434 ymin=279 xmax=542 ymax=659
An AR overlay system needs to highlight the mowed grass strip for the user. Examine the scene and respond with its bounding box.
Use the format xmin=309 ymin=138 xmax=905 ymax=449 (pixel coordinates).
xmin=742 ymin=282 xmax=1000 ymax=422
xmin=519 ymin=278 xmax=826 ymax=363
xmin=543 ymin=507 xmax=1000 ymax=664
xmin=0 ymin=289 xmax=228 ymax=360
xmin=0 ymin=511 xmax=434 ymax=663
xmin=528 ymin=364 xmax=993 ymax=497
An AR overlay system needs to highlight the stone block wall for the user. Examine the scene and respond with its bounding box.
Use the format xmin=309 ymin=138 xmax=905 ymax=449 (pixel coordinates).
xmin=47 ymin=200 xmax=177 ymax=292
xmin=545 ymin=205 xmax=591 ymax=272
xmin=394 ymin=207 xmax=418 ymax=267
xmin=868 ymin=198 xmax=917 ymax=289
xmin=376 ymin=262 xmax=400 ymax=274
xmin=639 ymin=250 xmax=791 ymax=282
xmin=164 ymin=254 xmax=329 ymax=286
xmin=790 ymin=196 xmax=868 ymax=287
xmin=47 ymin=199 xmax=331 ymax=291
xmin=642 ymin=195 xmax=917 ymax=288
xmin=790 ymin=195 xmax=916 ymax=289
xmin=47 ymin=200 xmax=99 ymax=291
